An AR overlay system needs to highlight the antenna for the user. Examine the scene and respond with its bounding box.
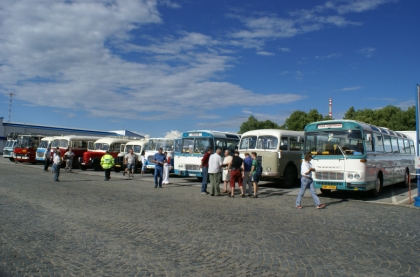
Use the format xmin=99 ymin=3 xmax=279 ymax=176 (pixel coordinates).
xmin=8 ymin=93 xmax=15 ymax=122
xmin=329 ymin=98 xmax=332 ymax=119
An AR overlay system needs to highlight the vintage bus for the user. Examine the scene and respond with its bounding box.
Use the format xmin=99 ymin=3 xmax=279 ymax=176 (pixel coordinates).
xmin=144 ymin=138 xmax=178 ymax=174
xmin=13 ymin=135 xmax=44 ymax=163
xmin=35 ymin=136 xmax=56 ymax=162
xmin=238 ymin=129 xmax=304 ymax=187
xmin=174 ymin=131 xmax=240 ymax=178
xmin=304 ymin=120 xmax=415 ymax=197
xmin=80 ymin=137 xmax=130 ymax=171
xmin=115 ymin=138 xmax=149 ymax=172
xmin=3 ymin=135 xmax=18 ymax=162
xmin=50 ymin=135 xmax=103 ymax=168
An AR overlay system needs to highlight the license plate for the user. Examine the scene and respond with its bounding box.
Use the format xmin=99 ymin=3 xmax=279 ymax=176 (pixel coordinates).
xmin=322 ymin=185 xmax=336 ymax=189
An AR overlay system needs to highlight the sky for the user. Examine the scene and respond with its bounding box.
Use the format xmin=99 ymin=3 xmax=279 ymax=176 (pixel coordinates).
xmin=0 ymin=0 xmax=419 ymax=137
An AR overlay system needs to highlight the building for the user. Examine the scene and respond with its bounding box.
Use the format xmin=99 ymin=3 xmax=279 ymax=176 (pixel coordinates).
xmin=0 ymin=117 xmax=143 ymax=154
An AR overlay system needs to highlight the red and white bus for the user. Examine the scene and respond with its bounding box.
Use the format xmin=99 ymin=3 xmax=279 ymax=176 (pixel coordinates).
xmin=50 ymin=135 xmax=103 ymax=168
xmin=80 ymin=137 xmax=130 ymax=171
xmin=13 ymin=135 xmax=44 ymax=164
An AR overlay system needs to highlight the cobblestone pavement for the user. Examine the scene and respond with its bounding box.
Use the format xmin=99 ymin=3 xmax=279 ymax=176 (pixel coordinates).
xmin=1 ymin=161 xmax=420 ymax=277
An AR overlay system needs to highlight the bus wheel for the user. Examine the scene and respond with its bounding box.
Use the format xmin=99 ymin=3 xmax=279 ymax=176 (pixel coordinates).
xmin=114 ymin=167 xmax=121 ymax=173
xmin=9 ymin=158 xmax=14 ymax=162
xmin=196 ymin=176 xmax=203 ymax=182
xmin=80 ymin=165 xmax=87 ymax=171
xmin=400 ymin=170 xmax=409 ymax=188
xmin=369 ymin=175 xmax=382 ymax=197
xmin=93 ymin=160 xmax=101 ymax=171
xmin=320 ymin=188 xmax=332 ymax=195
xmin=283 ymin=166 xmax=297 ymax=188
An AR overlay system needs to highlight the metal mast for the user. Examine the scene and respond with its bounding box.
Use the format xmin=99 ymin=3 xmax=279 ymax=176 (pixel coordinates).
xmin=8 ymin=93 xmax=15 ymax=122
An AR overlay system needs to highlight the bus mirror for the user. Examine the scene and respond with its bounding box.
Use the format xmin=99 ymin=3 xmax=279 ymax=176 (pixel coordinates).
xmin=365 ymin=134 xmax=372 ymax=142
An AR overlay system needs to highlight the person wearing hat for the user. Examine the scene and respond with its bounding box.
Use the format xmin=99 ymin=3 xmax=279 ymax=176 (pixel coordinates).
xmin=101 ymin=151 xmax=115 ymax=181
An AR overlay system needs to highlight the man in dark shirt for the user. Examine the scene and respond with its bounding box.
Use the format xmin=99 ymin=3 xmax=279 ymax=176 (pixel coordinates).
xmin=200 ymin=147 xmax=213 ymax=194
xmin=228 ymin=151 xmax=244 ymax=197
xmin=153 ymin=147 xmax=167 ymax=188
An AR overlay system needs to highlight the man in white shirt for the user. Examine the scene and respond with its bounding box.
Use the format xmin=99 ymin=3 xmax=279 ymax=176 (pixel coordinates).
xmin=222 ymin=150 xmax=233 ymax=193
xmin=295 ymin=153 xmax=325 ymax=209
xmin=123 ymin=148 xmax=137 ymax=177
xmin=53 ymin=152 xmax=62 ymax=182
xmin=64 ymin=148 xmax=75 ymax=172
xmin=208 ymin=148 xmax=224 ymax=196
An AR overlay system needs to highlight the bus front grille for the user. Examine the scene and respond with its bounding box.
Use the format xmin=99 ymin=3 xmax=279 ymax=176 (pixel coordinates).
xmin=3 ymin=150 xmax=10 ymax=155
xmin=36 ymin=152 xmax=44 ymax=158
xmin=315 ymin=171 xmax=344 ymax=181
xmin=185 ymin=164 xmax=200 ymax=171
xmin=147 ymin=155 xmax=154 ymax=163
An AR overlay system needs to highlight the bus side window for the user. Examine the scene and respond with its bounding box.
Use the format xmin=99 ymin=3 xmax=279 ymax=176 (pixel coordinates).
xmin=403 ymin=139 xmax=410 ymax=154
xmin=289 ymin=137 xmax=302 ymax=151
xmin=390 ymin=137 xmax=399 ymax=153
xmin=410 ymin=140 xmax=415 ymax=154
xmin=280 ymin=137 xmax=288 ymax=150
xmin=365 ymin=132 xmax=373 ymax=152
xmin=374 ymin=133 xmax=384 ymax=152
xmin=216 ymin=139 xmax=227 ymax=152
xmin=398 ymin=138 xmax=405 ymax=153
xmin=383 ymin=136 xmax=392 ymax=153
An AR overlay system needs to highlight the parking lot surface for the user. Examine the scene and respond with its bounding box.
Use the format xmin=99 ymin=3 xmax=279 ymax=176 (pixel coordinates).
xmin=1 ymin=159 xmax=420 ymax=276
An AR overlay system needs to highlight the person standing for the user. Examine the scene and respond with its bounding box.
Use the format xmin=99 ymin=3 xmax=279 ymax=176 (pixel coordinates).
xmin=44 ymin=147 xmax=51 ymax=172
xmin=101 ymin=151 xmax=115 ymax=181
xmin=222 ymin=150 xmax=233 ymax=193
xmin=208 ymin=148 xmax=223 ymax=196
xmin=140 ymin=150 xmax=146 ymax=174
xmin=229 ymin=151 xmax=244 ymax=198
xmin=162 ymin=152 xmax=171 ymax=185
xmin=199 ymin=147 xmax=212 ymax=195
xmin=242 ymin=152 xmax=253 ymax=196
xmin=53 ymin=152 xmax=62 ymax=182
xmin=123 ymin=148 xmax=137 ymax=177
xmin=152 ymin=147 xmax=167 ymax=188
xmin=51 ymin=147 xmax=60 ymax=173
xmin=296 ymin=153 xmax=325 ymax=209
xmin=64 ymin=147 xmax=75 ymax=172
xmin=249 ymin=152 xmax=260 ymax=198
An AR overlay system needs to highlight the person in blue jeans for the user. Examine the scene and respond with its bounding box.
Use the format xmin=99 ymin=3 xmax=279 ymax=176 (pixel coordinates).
xmin=296 ymin=152 xmax=325 ymax=209
xmin=199 ymin=147 xmax=213 ymax=194
xmin=153 ymin=147 xmax=167 ymax=188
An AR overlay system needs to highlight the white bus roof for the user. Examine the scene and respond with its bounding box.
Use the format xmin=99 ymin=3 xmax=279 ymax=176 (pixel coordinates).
xmin=184 ymin=130 xmax=240 ymax=138
xmin=94 ymin=137 xmax=131 ymax=144
xmin=41 ymin=136 xmax=57 ymax=141
xmin=52 ymin=135 xmax=105 ymax=141
xmin=240 ymin=129 xmax=303 ymax=137
xmin=125 ymin=139 xmax=149 ymax=145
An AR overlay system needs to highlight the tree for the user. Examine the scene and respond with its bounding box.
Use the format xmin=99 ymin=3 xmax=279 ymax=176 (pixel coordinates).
xmin=280 ymin=109 xmax=330 ymax=131
xmin=238 ymin=116 xmax=280 ymax=133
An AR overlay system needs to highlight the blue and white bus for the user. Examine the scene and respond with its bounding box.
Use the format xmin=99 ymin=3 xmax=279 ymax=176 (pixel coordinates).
xmin=35 ymin=136 xmax=56 ymax=162
xmin=144 ymin=138 xmax=178 ymax=173
xmin=174 ymin=131 xmax=240 ymax=178
xmin=3 ymin=138 xmax=18 ymax=162
xmin=304 ymin=120 xmax=415 ymax=197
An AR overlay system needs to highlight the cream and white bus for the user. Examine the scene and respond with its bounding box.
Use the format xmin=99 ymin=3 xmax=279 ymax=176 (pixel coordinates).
xmin=304 ymin=120 xmax=415 ymax=197
xmin=115 ymin=138 xmax=149 ymax=172
xmin=238 ymin=129 xmax=304 ymax=187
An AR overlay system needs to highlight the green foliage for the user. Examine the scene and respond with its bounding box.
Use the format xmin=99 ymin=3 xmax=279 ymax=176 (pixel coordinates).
xmin=238 ymin=116 xmax=280 ymax=134
xmin=343 ymin=105 xmax=415 ymax=131
xmin=280 ymin=109 xmax=331 ymax=131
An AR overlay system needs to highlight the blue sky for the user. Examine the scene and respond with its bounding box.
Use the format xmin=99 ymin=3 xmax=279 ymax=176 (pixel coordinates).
xmin=0 ymin=0 xmax=419 ymax=137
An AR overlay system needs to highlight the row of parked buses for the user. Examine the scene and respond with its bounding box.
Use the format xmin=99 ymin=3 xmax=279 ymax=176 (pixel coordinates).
xmin=3 ymin=120 xmax=416 ymax=197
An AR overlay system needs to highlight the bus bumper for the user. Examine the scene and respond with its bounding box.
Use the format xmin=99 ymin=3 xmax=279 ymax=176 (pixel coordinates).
xmin=314 ymin=181 xmax=368 ymax=191
xmin=178 ymin=170 xmax=202 ymax=177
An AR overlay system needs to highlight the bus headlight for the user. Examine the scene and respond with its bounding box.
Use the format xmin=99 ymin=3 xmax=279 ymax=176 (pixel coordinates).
xmin=266 ymin=167 xmax=271 ymax=172
xmin=354 ymin=173 xmax=361 ymax=180
xmin=347 ymin=173 xmax=354 ymax=179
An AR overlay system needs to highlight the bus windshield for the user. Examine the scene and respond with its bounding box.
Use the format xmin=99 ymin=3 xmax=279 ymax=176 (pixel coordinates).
xmin=182 ymin=137 xmax=214 ymax=154
xmin=305 ymin=130 xmax=364 ymax=155
xmin=146 ymin=139 xmax=174 ymax=151
xmin=39 ymin=140 xmax=50 ymax=148
xmin=126 ymin=145 xmax=141 ymax=153
xmin=5 ymin=140 xmax=15 ymax=148
xmin=240 ymin=136 xmax=279 ymax=150
xmin=94 ymin=143 xmax=109 ymax=151
xmin=17 ymin=137 xmax=31 ymax=148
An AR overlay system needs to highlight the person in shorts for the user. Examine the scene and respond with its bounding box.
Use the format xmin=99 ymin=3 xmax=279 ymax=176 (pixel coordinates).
xmin=123 ymin=148 xmax=137 ymax=177
xmin=140 ymin=150 xmax=146 ymax=174
xmin=222 ymin=150 xmax=232 ymax=193
xmin=249 ymin=152 xmax=259 ymax=198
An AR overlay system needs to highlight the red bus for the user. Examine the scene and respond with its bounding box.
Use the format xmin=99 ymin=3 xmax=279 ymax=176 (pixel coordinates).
xmin=13 ymin=135 xmax=44 ymax=164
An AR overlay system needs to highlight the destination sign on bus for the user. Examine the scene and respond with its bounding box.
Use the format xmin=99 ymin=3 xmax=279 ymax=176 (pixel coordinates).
xmin=188 ymin=133 xmax=202 ymax=137
xmin=317 ymin=124 xmax=343 ymax=129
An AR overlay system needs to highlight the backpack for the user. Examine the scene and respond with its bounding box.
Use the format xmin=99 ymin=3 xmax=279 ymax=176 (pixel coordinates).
xmin=255 ymin=161 xmax=263 ymax=178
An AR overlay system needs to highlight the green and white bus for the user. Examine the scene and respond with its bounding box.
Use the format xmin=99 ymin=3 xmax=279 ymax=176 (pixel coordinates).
xmin=304 ymin=120 xmax=415 ymax=197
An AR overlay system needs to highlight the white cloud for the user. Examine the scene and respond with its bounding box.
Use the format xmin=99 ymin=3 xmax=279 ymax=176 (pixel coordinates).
xmin=0 ymin=0 xmax=304 ymax=121
xmin=279 ymin=47 xmax=290 ymax=52
xmin=164 ymin=130 xmax=182 ymax=139
xmin=257 ymin=51 xmax=275 ymax=56
xmin=333 ymin=86 xmax=362 ymax=92
xmin=357 ymin=47 xmax=376 ymax=57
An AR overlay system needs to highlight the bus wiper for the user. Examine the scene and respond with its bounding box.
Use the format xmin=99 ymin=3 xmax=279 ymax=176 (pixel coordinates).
xmin=337 ymin=145 xmax=347 ymax=159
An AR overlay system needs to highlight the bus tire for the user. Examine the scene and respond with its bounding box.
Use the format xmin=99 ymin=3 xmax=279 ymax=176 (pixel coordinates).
xmin=114 ymin=167 xmax=121 ymax=173
xmin=197 ymin=176 xmax=203 ymax=182
xmin=320 ymin=188 xmax=332 ymax=194
xmin=283 ymin=165 xmax=297 ymax=188
xmin=93 ymin=159 xmax=102 ymax=171
xmin=80 ymin=165 xmax=87 ymax=171
xmin=400 ymin=169 xmax=409 ymax=188
xmin=149 ymin=169 xmax=154 ymax=175
xmin=369 ymin=174 xmax=382 ymax=197
xmin=9 ymin=157 xmax=14 ymax=162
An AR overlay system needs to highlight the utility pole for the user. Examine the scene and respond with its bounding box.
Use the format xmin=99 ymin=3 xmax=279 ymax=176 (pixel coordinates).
xmin=8 ymin=93 xmax=15 ymax=122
